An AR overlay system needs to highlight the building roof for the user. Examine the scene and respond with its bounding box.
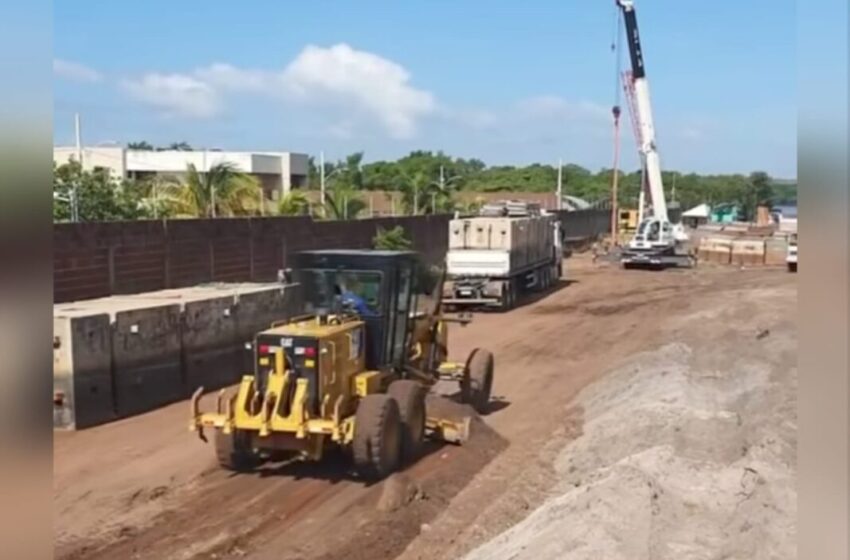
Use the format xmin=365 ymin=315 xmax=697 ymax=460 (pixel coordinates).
xmin=682 ymin=203 xmax=711 ymax=218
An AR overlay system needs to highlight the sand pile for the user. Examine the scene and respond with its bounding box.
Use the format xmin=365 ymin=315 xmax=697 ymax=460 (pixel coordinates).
xmin=464 ymin=338 xmax=796 ymax=560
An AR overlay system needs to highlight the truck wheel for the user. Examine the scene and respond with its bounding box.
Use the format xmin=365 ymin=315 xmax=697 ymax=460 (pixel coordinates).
xmin=353 ymin=394 xmax=402 ymax=480
xmin=501 ymin=281 xmax=514 ymax=311
xmin=461 ymin=349 xmax=494 ymax=414
xmin=388 ymin=380 xmax=426 ymax=461
xmin=215 ymin=429 xmax=256 ymax=472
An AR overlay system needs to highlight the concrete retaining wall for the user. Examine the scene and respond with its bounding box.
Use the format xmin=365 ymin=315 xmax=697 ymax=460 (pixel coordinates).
xmin=53 ymin=283 xmax=298 ymax=430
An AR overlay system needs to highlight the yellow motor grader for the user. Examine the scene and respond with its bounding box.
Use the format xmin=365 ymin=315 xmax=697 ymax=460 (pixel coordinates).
xmin=190 ymin=250 xmax=494 ymax=479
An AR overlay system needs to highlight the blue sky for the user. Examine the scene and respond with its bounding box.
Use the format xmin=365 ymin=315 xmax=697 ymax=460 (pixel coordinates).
xmin=53 ymin=1 xmax=797 ymax=177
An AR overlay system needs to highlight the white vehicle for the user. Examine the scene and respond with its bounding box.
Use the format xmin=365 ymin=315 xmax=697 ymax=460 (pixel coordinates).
xmin=443 ymin=200 xmax=563 ymax=310
xmin=616 ymin=0 xmax=693 ymax=269
xmin=786 ymin=234 xmax=797 ymax=272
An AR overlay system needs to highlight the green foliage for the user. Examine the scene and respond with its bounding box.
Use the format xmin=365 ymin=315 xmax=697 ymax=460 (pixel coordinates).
xmin=323 ymin=183 xmax=365 ymax=220
xmin=373 ymin=225 xmax=412 ymax=251
xmin=127 ymin=141 xmax=154 ymax=150
xmin=159 ymin=162 xmax=263 ymax=218
xmin=165 ymin=141 xmax=193 ymax=151
xmin=277 ymin=191 xmax=310 ymax=216
xmin=53 ymin=161 xmax=150 ymax=221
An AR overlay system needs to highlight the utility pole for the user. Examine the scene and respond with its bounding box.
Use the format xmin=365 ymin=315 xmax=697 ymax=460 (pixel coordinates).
xmin=556 ymin=158 xmax=563 ymax=211
xmin=439 ymin=165 xmax=445 ymax=190
xmin=319 ymin=151 xmax=326 ymax=214
xmin=205 ymin=148 xmax=215 ymax=218
xmin=413 ymin=184 xmax=419 ymax=215
xmin=73 ymin=113 xmax=82 ymax=222
xmin=431 ymin=192 xmax=436 ymax=214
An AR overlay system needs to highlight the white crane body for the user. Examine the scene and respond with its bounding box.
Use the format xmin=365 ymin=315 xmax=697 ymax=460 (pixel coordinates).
xmin=616 ymin=0 xmax=692 ymax=267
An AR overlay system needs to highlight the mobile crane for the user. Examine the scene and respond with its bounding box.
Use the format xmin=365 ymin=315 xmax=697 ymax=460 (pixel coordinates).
xmin=615 ymin=0 xmax=693 ymax=268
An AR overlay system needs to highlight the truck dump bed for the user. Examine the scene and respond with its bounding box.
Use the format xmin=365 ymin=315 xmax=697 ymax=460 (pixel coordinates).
xmin=448 ymin=212 xmax=556 ymax=276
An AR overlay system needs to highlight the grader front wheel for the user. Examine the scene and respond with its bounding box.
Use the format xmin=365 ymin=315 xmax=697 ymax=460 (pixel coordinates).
xmin=461 ymin=348 xmax=494 ymax=414
xmin=388 ymin=380 xmax=426 ymax=461
xmin=353 ymin=394 xmax=403 ymax=480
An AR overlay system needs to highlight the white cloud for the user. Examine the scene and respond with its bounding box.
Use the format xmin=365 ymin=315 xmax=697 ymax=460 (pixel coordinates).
xmin=120 ymin=73 xmax=221 ymax=118
xmin=53 ymin=58 xmax=102 ymax=83
xmin=280 ymin=44 xmax=436 ymax=139
xmin=517 ymin=95 xmax=610 ymax=123
xmin=194 ymin=63 xmax=277 ymax=93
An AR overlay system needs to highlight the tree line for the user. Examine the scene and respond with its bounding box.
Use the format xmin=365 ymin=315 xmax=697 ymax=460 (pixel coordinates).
xmin=308 ymin=151 xmax=795 ymax=216
xmin=53 ymin=146 xmax=795 ymax=222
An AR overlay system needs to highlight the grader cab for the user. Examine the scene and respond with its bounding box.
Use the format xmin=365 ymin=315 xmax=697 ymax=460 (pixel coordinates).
xmin=190 ymin=250 xmax=494 ymax=479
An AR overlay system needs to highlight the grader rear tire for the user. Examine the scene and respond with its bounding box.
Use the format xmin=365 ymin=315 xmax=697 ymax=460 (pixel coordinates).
xmin=461 ymin=348 xmax=494 ymax=414
xmin=214 ymin=429 xmax=256 ymax=472
xmin=353 ymin=394 xmax=403 ymax=480
xmin=388 ymin=380 xmax=426 ymax=461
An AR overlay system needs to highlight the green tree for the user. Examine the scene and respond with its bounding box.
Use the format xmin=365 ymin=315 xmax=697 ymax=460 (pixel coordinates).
xmin=160 ymin=162 xmax=263 ymax=218
xmin=53 ymin=161 xmax=149 ymax=221
xmin=127 ymin=141 xmax=154 ymax=150
xmin=277 ymin=191 xmax=310 ymax=216
xmin=323 ymin=183 xmax=366 ymax=219
xmin=164 ymin=141 xmax=193 ymax=151
xmin=373 ymin=225 xmax=412 ymax=251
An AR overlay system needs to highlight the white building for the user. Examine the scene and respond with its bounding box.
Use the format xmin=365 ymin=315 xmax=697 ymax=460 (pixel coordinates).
xmin=53 ymin=146 xmax=309 ymax=199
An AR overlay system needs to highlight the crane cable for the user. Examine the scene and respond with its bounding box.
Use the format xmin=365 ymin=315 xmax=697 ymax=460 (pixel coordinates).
xmin=609 ymin=5 xmax=624 ymax=244
xmin=611 ymin=5 xmax=623 ymax=111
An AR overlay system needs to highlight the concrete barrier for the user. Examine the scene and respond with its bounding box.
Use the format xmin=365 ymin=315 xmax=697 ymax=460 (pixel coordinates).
xmin=53 ymin=282 xmax=298 ymax=430
xmin=697 ymin=237 xmax=733 ymax=264
xmin=764 ymin=237 xmax=789 ymax=266
xmin=53 ymin=310 xmax=115 ymax=429
xmin=731 ymin=239 xmax=766 ymax=266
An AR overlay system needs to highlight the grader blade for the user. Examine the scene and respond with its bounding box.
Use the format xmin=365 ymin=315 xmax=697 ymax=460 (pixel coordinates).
xmin=426 ymin=414 xmax=472 ymax=444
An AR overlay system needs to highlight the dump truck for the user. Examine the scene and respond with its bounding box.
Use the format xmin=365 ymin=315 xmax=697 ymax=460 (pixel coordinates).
xmin=443 ymin=200 xmax=563 ymax=310
xmin=190 ymin=250 xmax=494 ymax=479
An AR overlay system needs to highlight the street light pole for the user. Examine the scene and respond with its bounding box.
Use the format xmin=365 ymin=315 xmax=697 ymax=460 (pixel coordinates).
xmin=557 ymin=158 xmax=563 ymax=211
xmin=320 ymin=151 xmax=326 ymax=213
xmin=73 ymin=113 xmax=82 ymax=222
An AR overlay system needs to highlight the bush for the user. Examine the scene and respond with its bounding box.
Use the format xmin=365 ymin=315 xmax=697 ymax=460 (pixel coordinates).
xmin=373 ymin=225 xmax=412 ymax=251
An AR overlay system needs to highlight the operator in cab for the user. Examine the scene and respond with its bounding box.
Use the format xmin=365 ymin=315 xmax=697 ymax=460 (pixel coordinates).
xmin=334 ymin=274 xmax=375 ymax=317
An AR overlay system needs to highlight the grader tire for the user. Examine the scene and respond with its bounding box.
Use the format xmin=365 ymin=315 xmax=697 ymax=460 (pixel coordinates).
xmin=353 ymin=394 xmax=403 ymax=480
xmin=462 ymin=348 xmax=494 ymax=414
xmin=214 ymin=429 xmax=256 ymax=472
xmin=388 ymin=380 xmax=426 ymax=461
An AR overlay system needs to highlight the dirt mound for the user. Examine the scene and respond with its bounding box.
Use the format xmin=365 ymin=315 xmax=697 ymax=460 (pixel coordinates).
xmin=464 ymin=334 xmax=796 ymax=560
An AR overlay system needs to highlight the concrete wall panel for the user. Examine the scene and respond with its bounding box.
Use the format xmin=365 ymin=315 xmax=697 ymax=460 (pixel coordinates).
xmin=112 ymin=304 xmax=182 ymax=416
xmin=53 ymin=313 xmax=115 ymax=429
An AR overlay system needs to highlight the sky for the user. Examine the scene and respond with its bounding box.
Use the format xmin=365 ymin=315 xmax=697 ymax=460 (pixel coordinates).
xmin=53 ymin=1 xmax=797 ymax=178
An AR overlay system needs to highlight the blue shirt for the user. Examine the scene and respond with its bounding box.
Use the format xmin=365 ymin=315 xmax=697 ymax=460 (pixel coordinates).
xmin=341 ymin=291 xmax=373 ymax=316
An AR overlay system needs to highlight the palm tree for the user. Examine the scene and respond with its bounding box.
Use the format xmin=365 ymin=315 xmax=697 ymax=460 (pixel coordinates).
xmin=395 ymin=170 xmax=455 ymax=215
xmin=160 ymin=162 xmax=263 ymax=218
xmin=323 ymin=183 xmax=366 ymax=220
xmin=277 ymin=191 xmax=310 ymax=216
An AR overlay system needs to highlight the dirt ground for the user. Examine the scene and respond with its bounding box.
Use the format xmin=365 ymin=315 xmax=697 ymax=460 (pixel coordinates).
xmin=53 ymin=255 xmax=796 ymax=560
